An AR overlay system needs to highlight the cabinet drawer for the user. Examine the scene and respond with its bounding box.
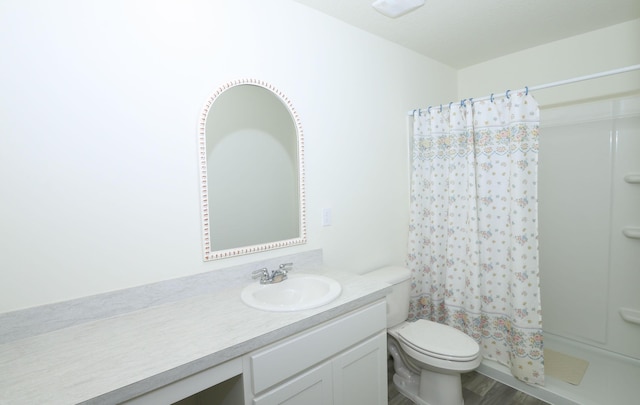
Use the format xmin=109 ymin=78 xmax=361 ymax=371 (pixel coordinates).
xmin=252 ymin=361 xmax=332 ymax=405
xmin=250 ymin=300 xmax=386 ymax=394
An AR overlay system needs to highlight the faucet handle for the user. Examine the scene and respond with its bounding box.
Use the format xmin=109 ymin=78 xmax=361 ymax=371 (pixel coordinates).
xmin=252 ymin=268 xmax=270 ymax=282
xmin=279 ymin=262 xmax=293 ymax=272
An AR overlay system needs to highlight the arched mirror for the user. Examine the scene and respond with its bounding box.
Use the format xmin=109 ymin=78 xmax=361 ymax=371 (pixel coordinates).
xmin=198 ymin=79 xmax=306 ymax=260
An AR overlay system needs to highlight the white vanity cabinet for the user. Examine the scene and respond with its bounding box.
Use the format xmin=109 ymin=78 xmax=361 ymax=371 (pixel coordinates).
xmin=120 ymin=300 xmax=387 ymax=405
xmin=245 ymin=300 xmax=388 ymax=405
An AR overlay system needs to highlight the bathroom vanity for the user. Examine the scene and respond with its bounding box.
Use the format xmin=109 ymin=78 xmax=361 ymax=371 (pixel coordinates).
xmin=126 ymin=301 xmax=387 ymax=405
xmin=0 ymin=263 xmax=390 ymax=405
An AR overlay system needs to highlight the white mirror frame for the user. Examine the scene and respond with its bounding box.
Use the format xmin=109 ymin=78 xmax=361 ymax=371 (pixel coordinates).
xmin=198 ymin=78 xmax=307 ymax=260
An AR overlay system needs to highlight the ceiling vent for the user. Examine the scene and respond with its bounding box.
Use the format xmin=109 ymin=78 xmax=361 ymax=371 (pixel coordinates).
xmin=372 ymin=0 xmax=425 ymax=18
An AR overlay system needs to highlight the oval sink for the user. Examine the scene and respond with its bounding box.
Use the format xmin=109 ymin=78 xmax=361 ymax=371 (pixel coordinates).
xmin=241 ymin=274 xmax=341 ymax=312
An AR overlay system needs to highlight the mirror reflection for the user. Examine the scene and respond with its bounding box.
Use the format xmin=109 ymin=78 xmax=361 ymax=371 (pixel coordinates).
xmin=198 ymin=79 xmax=306 ymax=260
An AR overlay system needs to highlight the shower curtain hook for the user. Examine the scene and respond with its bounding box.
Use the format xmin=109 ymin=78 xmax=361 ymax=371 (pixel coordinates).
xmin=460 ymin=98 xmax=466 ymax=107
xmin=428 ymin=106 xmax=432 ymax=114
xmin=525 ymin=86 xmax=529 ymax=96
xmin=469 ymin=97 xmax=473 ymax=105
xmin=506 ymin=89 xmax=511 ymax=99
xmin=490 ymin=93 xmax=494 ymax=102
xmin=439 ymin=104 xmax=443 ymax=112
xmin=449 ymin=101 xmax=453 ymax=110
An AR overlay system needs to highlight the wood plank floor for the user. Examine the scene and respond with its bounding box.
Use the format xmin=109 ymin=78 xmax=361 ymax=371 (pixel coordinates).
xmin=388 ymin=368 xmax=550 ymax=405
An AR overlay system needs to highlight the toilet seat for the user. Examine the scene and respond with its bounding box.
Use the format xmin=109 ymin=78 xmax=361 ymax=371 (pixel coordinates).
xmin=395 ymin=320 xmax=479 ymax=362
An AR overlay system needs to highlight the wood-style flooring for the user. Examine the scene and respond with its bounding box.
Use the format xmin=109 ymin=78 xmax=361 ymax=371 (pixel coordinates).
xmin=388 ymin=369 xmax=550 ymax=405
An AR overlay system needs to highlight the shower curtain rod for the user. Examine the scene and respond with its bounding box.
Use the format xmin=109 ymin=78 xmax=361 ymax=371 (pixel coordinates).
xmin=407 ymin=64 xmax=640 ymax=116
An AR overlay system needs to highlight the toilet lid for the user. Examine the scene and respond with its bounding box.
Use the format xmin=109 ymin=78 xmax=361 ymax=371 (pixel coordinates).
xmin=396 ymin=320 xmax=479 ymax=361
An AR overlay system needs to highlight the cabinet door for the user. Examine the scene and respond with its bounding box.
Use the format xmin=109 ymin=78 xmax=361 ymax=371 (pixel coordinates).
xmin=253 ymin=362 xmax=332 ymax=405
xmin=332 ymin=332 xmax=387 ymax=405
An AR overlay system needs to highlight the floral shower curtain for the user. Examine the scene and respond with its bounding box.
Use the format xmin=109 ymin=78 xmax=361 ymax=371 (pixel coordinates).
xmin=407 ymin=92 xmax=544 ymax=385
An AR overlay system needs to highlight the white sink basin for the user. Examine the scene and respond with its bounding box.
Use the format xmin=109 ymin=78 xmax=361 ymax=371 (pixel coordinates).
xmin=241 ymin=273 xmax=341 ymax=312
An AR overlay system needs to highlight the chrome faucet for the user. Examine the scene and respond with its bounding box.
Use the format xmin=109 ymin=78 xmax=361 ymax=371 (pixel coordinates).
xmin=252 ymin=262 xmax=294 ymax=284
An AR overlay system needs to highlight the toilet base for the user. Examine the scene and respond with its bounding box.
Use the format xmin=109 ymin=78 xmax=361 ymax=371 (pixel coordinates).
xmin=387 ymin=329 xmax=476 ymax=405
xmin=393 ymin=372 xmax=429 ymax=405
xmin=419 ymin=367 xmax=464 ymax=405
xmin=392 ymin=368 xmax=464 ymax=405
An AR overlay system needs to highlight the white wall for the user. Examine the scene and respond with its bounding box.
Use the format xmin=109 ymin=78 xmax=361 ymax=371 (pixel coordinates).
xmin=458 ymin=19 xmax=640 ymax=107
xmin=0 ymin=0 xmax=456 ymax=312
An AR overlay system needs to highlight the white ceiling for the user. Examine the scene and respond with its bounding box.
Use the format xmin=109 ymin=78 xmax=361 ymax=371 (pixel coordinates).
xmin=293 ymin=0 xmax=640 ymax=69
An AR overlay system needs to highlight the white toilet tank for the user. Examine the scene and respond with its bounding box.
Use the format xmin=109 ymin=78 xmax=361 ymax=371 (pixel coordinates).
xmin=362 ymin=266 xmax=411 ymax=328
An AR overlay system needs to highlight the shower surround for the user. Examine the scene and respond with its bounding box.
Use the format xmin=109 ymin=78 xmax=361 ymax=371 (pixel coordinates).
xmin=478 ymin=94 xmax=640 ymax=405
xmin=539 ymin=95 xmax=640 ymax=359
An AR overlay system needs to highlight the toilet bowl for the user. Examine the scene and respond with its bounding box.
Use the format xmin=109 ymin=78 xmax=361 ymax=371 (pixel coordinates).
xmin=362 ymin=266 xmax=481 ymax=405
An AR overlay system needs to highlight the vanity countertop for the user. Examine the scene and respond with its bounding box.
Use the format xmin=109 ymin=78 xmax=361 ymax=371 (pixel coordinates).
xmin=0 ymin=269 xmax=389 ymax=404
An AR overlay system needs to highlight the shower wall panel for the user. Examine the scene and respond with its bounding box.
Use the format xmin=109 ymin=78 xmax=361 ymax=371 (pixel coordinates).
xmin=539 ymin=118 xmax=611 ymax=345
xmin=539 ymin=95 xmax=640 ymax=359
xmin=608 ymin=109 xmax=640 ymax=358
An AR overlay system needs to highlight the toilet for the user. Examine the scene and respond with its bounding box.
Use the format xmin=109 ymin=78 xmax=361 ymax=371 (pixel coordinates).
xmin=362 ymin=266 xmax=481 ymax=405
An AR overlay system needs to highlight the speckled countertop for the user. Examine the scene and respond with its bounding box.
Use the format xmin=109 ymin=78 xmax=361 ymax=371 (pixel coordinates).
xmin=0 ymin=269 xmax=389 ymax=405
